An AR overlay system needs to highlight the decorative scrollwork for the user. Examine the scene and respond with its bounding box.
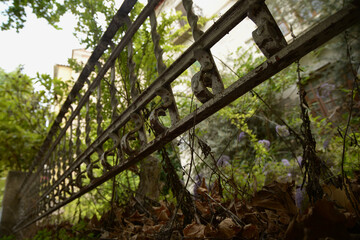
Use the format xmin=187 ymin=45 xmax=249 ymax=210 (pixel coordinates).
xmin=101 ymin=132 xmax=121 ymax=171
xmin=191 ymin=49 xmax=224 ymax=103
xmin=75 ymin=169 xmax=86 ymax=189
xmin=149 ymin=87 xmax=178 ymax=135
xmin=121 ymin=113 xmax=144 ymax=155
xmin=182 ymin=0 xmax=224 ymax=103
xmin=100 ymin=151 xmax=115 ymax=171
xmin=86 ymin=161 xmax=100 ymax=181
xmin=148 ymin=4 xmax=180 ymax=135
xmin=247 ymin=0 xmax=287 ymax=58
xmin=85 ymin=147 xmax=106 ymax=181
xmin=182 ymin=0 xmax=204 ymax=41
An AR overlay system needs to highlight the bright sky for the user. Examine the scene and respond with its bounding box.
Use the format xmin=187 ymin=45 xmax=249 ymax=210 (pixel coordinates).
xmin=0 ymin=1 xmax=149 ymax=79
xmin=0 ymin=0 xmax=222 ymax=79
xmin=0 ymin=10 xmax=83 ymax=78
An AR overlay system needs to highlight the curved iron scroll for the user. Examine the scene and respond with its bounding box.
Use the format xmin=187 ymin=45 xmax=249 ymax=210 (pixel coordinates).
xmin=191 ymin=49 xmax=224 ymax=103
xmin=149 ymin=87 xmax=178 ymax=135
xmin=121 ymin=113 xmax=144 ymax=155
xmin=182 ymin=0 xmax=224 ymax=103
xmin=101 ymin=132 xmax=121 ymax=171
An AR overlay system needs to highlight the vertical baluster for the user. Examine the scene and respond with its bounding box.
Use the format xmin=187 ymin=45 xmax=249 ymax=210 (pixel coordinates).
xmin=62 ymin=133 xmax=67 ymax=174
xmin=85 ymin=101 xmax=91 ymax=147
xmin=39 ymin=171 xmax=44 ymax=194
xmin=46 ymin=160 xmax=51 ymax=190
xmin=148 ymin=4 xmax=180 ymax=126
xmin=42 ymin=162 xmax=47 ymax=191
xmin=39 ymin=164 xmax=44 ymax=193
xmin=58 ymin=180 xmax=62 ymax=203
xmin=182 ymin=0 xmax=224 ymax=104
xmin=57 ymin=144 xmax=61 ymax=179
xmin=109 ymin=64 xmax=119 ymax=122
xmin=95 ymin=79 xmax=105 ymax=173
xmin=76 ymin=93 xmax=82 ymax=158
xmin=69 ymin=106 xmax=74 ymax=165
xmin=148 ymin=6 xmax=166 ymax=74
xmin=63 ymin=136 xmax=67 ymax=174
xmin=76 ymin=114 xmax=82 ymax=157
xmin=99 ymin=57 xmax=122 ymax=169
xmin=94 ymin=61 xmax=104 ymax=138
xmin=182 ymin=0 xmax=204 ymax=41
xmin=96 ymin=83 xmax=103 ymax=136
xmin=52 ymin=150 xmax=56 ymax=185
xmin=127 ymin=27 xmax=140 ymax=101
xmin=68 ymin=174 xmax=74 ymax=197
xmin=125 ymin=16 xmax=147 ymax=145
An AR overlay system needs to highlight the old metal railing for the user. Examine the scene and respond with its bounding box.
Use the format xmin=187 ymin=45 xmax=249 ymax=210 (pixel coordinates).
xmin=14 ymin=0 xmax=360 ymax=231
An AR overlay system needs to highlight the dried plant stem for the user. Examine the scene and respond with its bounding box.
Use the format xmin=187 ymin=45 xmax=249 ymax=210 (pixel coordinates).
xmin=296 ymin=59 xmax=323 ymax=204
xmin=340 ymin=29 xmax=360 ymax=217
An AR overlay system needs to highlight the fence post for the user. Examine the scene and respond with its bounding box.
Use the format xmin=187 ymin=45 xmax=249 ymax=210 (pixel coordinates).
xmin=0 ymin=171 xmax=27 ymax=236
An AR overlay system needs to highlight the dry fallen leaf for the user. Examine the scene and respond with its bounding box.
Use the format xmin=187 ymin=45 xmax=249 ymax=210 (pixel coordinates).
xmin=196 ymin=177 xmax=208 ymax=196
xmin=323 ymin=184 xmax=356 ymax=212
xmin=278 ymin=211 xmax=291 ymax=225
xmin=218 ymin=218 xmax=242 ymax=239
xmin=158 ymin=209 xmax=170 ymax=222
xmin=241 ymin=223 xmax=259 ymax=239
xmin=183 ymin=221 xmax=206 ymax=238
xmin=251 ymin=181 xmax=297 ymax=215
xmin=143 ymin=224 xmax=162 ymax=234
xmin=301 ymin=199 xmax=349 ymax=239
xmin=153 ymin=201 xmax=171 ymax=220
xmin=130 ymin=232 xmax=146 ymax=240
xmin=100 ymin=231 xmax=110 ymax=238
xmin=128 ymin=210 xmax=146 ymax=223
xmin=204 ymin=224 xmax=219 ymax=238
xmin=124 ymin=218 xmax=136 ymax=232
xmin=195 ymin=200 xmax=211 ymax=218
xmin=210 ymin=180 xmax=222 ymax=203
xmin=243 ymin=212 xmax=262 ymax=225
xmin=285 ymin=199 xmax=350 ymax=240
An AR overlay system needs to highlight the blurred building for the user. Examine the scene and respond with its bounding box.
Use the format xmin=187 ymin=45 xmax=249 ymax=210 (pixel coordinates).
xmin=53 ymin=49 xmax=91 ymax=82
xmin=52 ymin=49 xmax=91 ymax=114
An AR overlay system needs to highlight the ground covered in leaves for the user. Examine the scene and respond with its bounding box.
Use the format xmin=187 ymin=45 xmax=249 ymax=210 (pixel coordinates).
xmin=27 ymin=173 xmax=360 ymax=240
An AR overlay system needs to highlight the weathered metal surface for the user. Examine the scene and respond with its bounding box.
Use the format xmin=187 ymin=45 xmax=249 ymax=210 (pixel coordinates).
xmin=14 ymin=0 xmax=360 ymax=232
xmin=149 ymin=1 xmax=180 ymax=131
xmin=19 ymin=0 xmax=140 ymax=195
xmin=183 ymin=0 xmax=224 ymax=104
xmin=26 ymin=0 xmax=251 ymax=207
xmin=149 ymin=87 xmax=177 ymax=134
xmin=19 ymin=0 xmax=162 ymax=200
xmin=248 ymin=0 xmax=287 ymax=57
xmin=191 ymin=49 xmax=224 ymax=103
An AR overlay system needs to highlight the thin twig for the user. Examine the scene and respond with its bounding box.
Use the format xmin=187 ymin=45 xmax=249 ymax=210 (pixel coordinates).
xmin=340 ymin=29 xmax=360 ymax=217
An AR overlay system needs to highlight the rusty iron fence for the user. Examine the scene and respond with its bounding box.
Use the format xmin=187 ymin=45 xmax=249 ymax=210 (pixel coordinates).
xmin=13 ymin=0 xmax=360 ymax=232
